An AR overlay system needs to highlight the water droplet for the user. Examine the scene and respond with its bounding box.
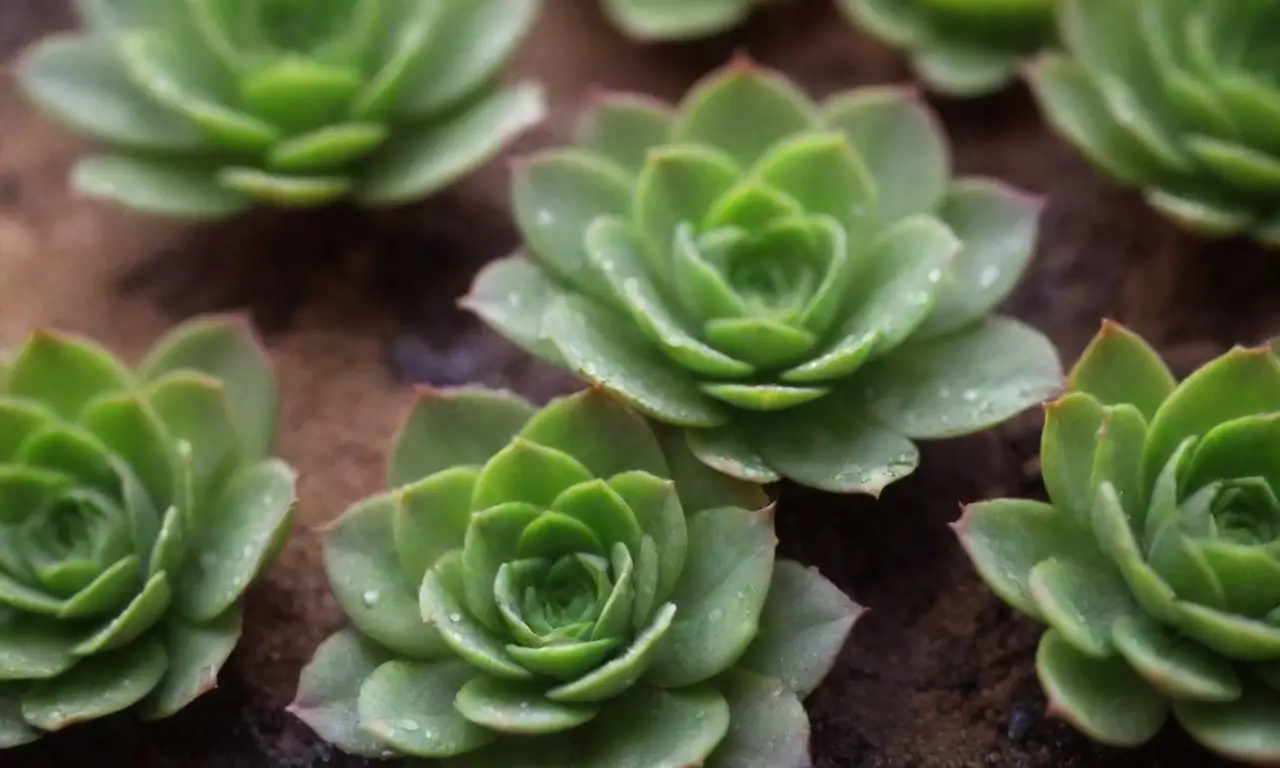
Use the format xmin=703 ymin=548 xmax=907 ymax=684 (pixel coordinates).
xmin=537 ymin=210 xmax=555 ymax=225
xmin=938 ymin=385 xmax=952 ymax=399
xmin=927 ymin=269 xmax=942 ymax=283
xmin=362 ymin=589 xmax=380 ymax=607
xmin=449 ymin=612 xmax=462 ymax=622
xmin=397 ymin=719 xmax=420 ymax=732
xmin=962 ymin=389 xmax=978 ymax=402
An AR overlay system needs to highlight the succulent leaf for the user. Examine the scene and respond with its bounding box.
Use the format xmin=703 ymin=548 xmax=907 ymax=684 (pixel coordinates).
xmin=299 ymin=388 xmax=856 ymax=763
xmin=16 ymin=1 xmax=545 ymax=219
xmin=958 ymin=322 xmax=1280 ymax=757
xmin=467 ymin=60 xmax=1058 ymax=492
xmin=839 ymin=0 xmax=1058 ymax=97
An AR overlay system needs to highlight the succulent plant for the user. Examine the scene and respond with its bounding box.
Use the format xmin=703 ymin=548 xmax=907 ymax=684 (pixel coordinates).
xmin=0 ymin=315 xmax=295 ymax=747
xmin=291 ymin=387 xmax=860 ymax=766
xmin=16 ymin=0 xmax=545 ymax=221
xmin=839 ymin=0 xmax=1058 ymax=97
xmin=1026 ymin=0 xmax=1280 ymax=245
xmin=464 ymin=59 xmax=1062 ymax=494
xmin=600 ymin=0 xmax=764 ymax=41
xmin=956 ymin=321 xmax=1280 ymax=762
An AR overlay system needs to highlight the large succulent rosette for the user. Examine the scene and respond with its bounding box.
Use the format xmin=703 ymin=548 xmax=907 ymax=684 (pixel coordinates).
xmin=957 ymin=321 xmax=1280 ymax=763
xmin=291 ymin=387 xmax=860 ymax=766
xmin=840 ymin=0 xmax=1058 ymax=97
xmin=16 ymin=0 xmax=544 ymax=220
xmin=0 ymin=316 xmax=295 ymax=747
xmin=465 ymin=59 xmax=1062 ymax=494
xmin=1029 ymin=0 xmax=1280 ymax=245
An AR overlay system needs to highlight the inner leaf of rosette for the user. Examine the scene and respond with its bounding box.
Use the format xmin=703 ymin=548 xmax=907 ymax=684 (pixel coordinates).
xmin=1138 ymin=418 xmax=1280 ymax=623
xmin=646 ymin=179 xmax=865 ymax=381
xmin=0 ymin=416 xmax=163 ymax=622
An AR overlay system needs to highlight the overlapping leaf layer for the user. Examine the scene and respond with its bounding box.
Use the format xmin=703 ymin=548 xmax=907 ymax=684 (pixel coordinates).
xmin=959 ymin=322 xmax=1280 ymax=763
xmin=292 ymin=388 xmax=860 ymax=766
xmin=600 ymin=0 xmax=764 ymax=41
xmin=466 ymin=60 xmax=1062 ymax=493
xmin=0 ymin=316 xmax=294 ymax=746
xmin=841 ymin=0 xmax=1058 ymax=96
xmin=1030 ymin=0 xmax=1280 ymax=244
xmin=16 ymin=0 xmax=544 ymax=219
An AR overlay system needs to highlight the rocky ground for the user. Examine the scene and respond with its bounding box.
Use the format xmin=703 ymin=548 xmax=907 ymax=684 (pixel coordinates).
xmin=3 ymin=1 xmax=1278 ymax=766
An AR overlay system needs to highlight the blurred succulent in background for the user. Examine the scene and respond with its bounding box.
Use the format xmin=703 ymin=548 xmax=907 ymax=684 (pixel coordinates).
xmin=839 ymin=0 xmax=1058 ymax=97
xmin=16 ymin=0 xmax=545 ymax=221
xmin=0 ymin=316 xmax=294 ymax=746
xmin=956 ymin=321 xmax=1280 ymax=762
xmin=600 ymin=0 xmax=766 ymax=41
xmin=292 ymin=387 xmax=860 ymax=766
xmin=1028 ymin=0 xmax=1280 ymax=245
xmin=464 ymin=58 xmax=1061 ymax=495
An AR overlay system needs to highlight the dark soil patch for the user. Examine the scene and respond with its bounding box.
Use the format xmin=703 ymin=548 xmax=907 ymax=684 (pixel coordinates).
xmin=5 ymin=1 xmax=1279 ymax=767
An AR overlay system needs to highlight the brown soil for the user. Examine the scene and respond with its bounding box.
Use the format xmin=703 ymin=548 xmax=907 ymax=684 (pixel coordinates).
xmin=2 ymin=2 xmax=1277 ymax=766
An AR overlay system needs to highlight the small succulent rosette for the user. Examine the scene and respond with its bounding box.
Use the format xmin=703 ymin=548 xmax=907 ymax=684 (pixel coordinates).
xmin=464 ymin=59 xmax=1062 ymax=495
xmin=16 ymin=0 xmax=545 ymax=220
xmin=956 ymin=321 xmax=1280 ymax=762
xmin=291 ymin=387 xmax=860 ymax=766
xmin=839 ymin=0 xmax=1058 ymax=97
xmin=0 ymin=316 xmax=295 ymax=747
xmin=1029 ymin=0 xmax=1280 ymax=245
xmin=600 ymin=0 xmax=764 ymax=42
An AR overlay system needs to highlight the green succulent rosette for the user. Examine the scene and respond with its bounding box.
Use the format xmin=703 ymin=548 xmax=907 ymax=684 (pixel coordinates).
xmin=0 ymin=315 xmax=295 ymax=747
xmin=839 ymin=0 xmax=1058 ymax=97
xmin=291 ymin=387 xmax=860 ymax=766
xmin=464 ymin=60 xmax=1062 ymax=494
xmin=15 ymin=0 xmax=545 ymax=221
xmin=1027 ymin=0 xmax=1280 ymax=245
xmin=600 ymin=0 xmax=765 ymax=41
xmin=956 ymin=321 xmax=1280 ymax=762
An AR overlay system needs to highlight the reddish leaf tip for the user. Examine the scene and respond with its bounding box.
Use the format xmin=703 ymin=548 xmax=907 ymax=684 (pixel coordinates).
xmin=727 ymin=48 xmax=759 ymax=71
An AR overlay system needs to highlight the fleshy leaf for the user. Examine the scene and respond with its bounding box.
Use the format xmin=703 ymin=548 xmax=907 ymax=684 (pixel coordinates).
xmin=917 ymin=179 xmax=1042 ymax=338
xmin=575 ymin=94 xmax=675 ymax=175
xmin=645 ymin=507 xmax=775 ymax=688
xmin=752 ymin=399 xmax=919 ymax=496
xmin=179 ymin=459 xmax=296 ymax=621
xmin=1028 ymin=558 xmax=1136 ymax=657
xmin=1111 ymin=614 xmax=1241 ymax=703
xmin=73 ymin=571 xmax=171 ymax=655
xmin=140 ymin=316 xmax=277 ymax=461
xmin=356 ymin=83 xmax=546 ymax=205
xmin=519 ymin=388 xmax=669 ymax=482
xmin=357 ymin=659 xmax=496 ymax=758
xmin=862 ymin=316 xmax=1063 ymax=439
xmin=393 ymin=467 xmax=477 ymax=587
xmin=6 ymin=330 xmax=133 ymax=421
xmin=389 ymin=387 xmax=535 ymax=489
xmin=822 ymin=86 xmax=949 ymax=223
xmin=705 ymin=670 xmax=811 ymax=768
xmin=289 ymin=629 xmax=394 ymax=759
xmin=0 ymin=684 xmax=39 ymax=748
xmin=544 ymin=295 xmax=728 ymax=428
xmin=673 ymin=63 xmax=818 ymax=167
xmin=454 ymin=676 xmax=598 ymax=735
xmin=1174 ymin=681 xmax=1280 ymax=764
xmin=139 ymin=608 xmax=243 ymax=719
xmin=573 ymin=684 xmax=731 ymax=768
xmin=323 ymin=494 xmax=449 ymax=658
xmin=1036 ymin=630 xmax=1168 ymax=747
xmin=736 ymin=559 xmax=862 ymax=697
xmin=74 ymin=155 xmax=251 ymax=221
xmin=1142 ymin=346 xmax=1280 ymax=487
xmin=22 ymin=638 xmax=168 ymax=731
xmin=1068 ymin=321 xmax=1176 ymax=421
xmin=953 ymin=499 xmax=1105 ymax=619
